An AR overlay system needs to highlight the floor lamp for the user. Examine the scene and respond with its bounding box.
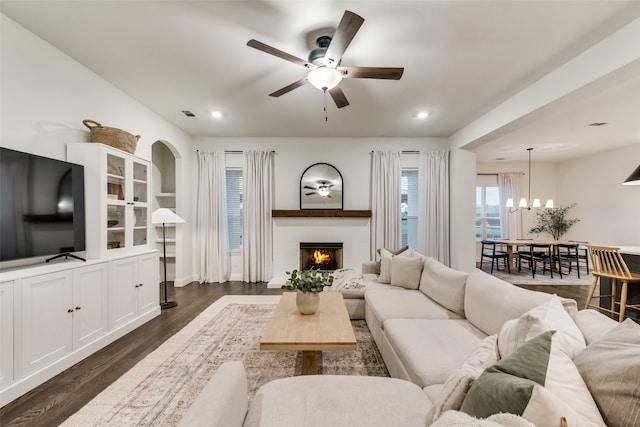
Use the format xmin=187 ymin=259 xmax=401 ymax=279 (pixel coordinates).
xmin=152 ymin=208 xmax=185 ymax=309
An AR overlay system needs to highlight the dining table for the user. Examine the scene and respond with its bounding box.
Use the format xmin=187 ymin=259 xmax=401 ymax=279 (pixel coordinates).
xmin=493 ymin=239 xmax=577 ymax=273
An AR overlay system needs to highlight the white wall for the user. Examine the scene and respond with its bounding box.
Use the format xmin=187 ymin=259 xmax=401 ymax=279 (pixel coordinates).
xmin=477 ymin=142 xmax=640 ymax=249
xmin=192 ymin=137 xmax=451 ymax=278
xmin=1 ymin=15 xmax=194 ymax=282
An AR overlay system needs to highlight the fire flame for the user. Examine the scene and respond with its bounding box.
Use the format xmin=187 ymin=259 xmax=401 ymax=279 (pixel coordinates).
xmin=313 ymin=249 xmax=332 ymax=264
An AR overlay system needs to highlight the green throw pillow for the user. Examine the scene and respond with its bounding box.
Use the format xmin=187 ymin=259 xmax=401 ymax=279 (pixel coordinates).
xmin=460 ymin=331 xmax=605 ymax=427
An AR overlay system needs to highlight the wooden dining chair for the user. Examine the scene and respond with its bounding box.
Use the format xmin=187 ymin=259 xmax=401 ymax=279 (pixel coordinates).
xmin=518 ymin=243 xmax=553 ymax=279
xmin=585 ymin=245 xmax=640 ymax=322
xmin=480 ymin=240 xmax=510 ymax=274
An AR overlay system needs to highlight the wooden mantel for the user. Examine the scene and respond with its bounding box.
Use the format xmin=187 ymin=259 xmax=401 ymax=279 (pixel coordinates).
xmin=272 ymin=210 xmax=371 ymax=218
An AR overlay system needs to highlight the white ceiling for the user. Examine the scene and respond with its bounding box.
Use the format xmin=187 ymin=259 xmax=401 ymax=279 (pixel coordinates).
xmin=2 ymin=1 xmax=640 ymax=162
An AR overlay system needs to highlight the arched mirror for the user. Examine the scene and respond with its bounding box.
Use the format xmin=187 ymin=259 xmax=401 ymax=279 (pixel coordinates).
xmin=300 ymin=163 xmax=343 ymax=210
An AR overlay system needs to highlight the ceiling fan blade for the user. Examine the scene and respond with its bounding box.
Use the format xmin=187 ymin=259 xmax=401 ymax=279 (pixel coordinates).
xmin=304 ymin=185 xmax=317 ymax=190
xmin=305 ymin=192 xmax=317 ymax=196
xmin=247 ymin=39 xmax=312 ymax=68
xmin=269 ymin=78 xmax=308 ymax=97
xmin=329 ymin=86 xmax=350 ymax=108
xmin=339 ymin=66 xmax=404 ymax=80
xmin=324 ymin=11 xmax=365 ymax=66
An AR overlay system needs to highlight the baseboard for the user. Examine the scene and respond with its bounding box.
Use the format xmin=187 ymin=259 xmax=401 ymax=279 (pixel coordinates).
xmin=174 ymin=274 xmax=196 ymax=287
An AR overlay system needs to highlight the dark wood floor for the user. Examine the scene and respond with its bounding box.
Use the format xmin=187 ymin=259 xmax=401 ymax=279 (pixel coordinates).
xmin=0 ymin=280 xmax=589 ymax=427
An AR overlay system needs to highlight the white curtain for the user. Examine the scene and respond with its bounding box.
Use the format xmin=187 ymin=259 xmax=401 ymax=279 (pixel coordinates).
xmin=242 ymin=151 xmax=273 ymax=282
xmin=418 ymin=151 xmax=450 ymax=264
xmin=370 ymin=150 xmax=402 ymax=259
xmin=498 ymin=173 xmax=523 ymax=239
xmin=196 ymin=151 xmax=230 ymax=283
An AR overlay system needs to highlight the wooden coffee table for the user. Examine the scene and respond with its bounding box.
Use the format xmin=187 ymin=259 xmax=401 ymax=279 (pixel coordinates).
xmin=260 ymin=292 xmax=357 ymax=375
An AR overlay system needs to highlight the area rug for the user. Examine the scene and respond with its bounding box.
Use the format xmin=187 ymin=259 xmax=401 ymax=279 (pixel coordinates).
xmin=485 ymin=268 xmax=594 ymax=286
xmin=61 ymin=295 xmax=388 ymax=427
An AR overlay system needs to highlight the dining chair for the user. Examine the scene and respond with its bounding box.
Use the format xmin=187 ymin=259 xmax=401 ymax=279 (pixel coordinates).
xmin=552 ymin=243 xmax=581 ymax=278
xmin=569 ymin=240 xmax=590 ymax=274
xmin=480 ymin=240 xmax=510 ymax=274
xmin=585 ymin=245 xmax=640 ymax=322
xmin=518 ymin=243 xmax=553 ymax=279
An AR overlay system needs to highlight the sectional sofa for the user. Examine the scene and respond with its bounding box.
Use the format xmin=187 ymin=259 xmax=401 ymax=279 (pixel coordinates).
xmin=180 ymin=249 xmax=640 ymax=426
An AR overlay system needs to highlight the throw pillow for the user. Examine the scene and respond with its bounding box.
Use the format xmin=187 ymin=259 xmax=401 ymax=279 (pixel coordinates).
xmin=497 ymin=295 xmax=585 ymax=359
xmin=460 ymin=331 xmax=605 ymax=427
xmin=379 ymin=247 xmax=420 ymax=284
xmin=377 ymin=246 xmax=409 ymax=257
xmin=390 ymin=256 xmax=424 ymax=289
xmin=419 ymin=257 xmax=468 ymax=316
xmin=574 ymin=318 xmax=640 ymax=427
xmin=431 ymin=410 xmax=536 ymax=427
xmin=433 ymin=334 xmax=499 ymax=419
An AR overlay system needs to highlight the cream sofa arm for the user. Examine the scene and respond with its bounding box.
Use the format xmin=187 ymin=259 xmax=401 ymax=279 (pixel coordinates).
xmin=178 ymin=361 xmax=248 ymax=427
xmin=362 ymin=260 xmax=381 ymax=274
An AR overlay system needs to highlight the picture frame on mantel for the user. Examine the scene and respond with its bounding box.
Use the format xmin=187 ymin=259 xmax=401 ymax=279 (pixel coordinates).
xmin=300 ymin=163 xmax=343 ymax=210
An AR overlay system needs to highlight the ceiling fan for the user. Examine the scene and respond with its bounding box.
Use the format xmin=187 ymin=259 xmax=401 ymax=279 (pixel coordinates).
xmin=304 ymin=181 xmax=334 ymax=197
xmin=247 ymin=10 xmax=404 ymax=108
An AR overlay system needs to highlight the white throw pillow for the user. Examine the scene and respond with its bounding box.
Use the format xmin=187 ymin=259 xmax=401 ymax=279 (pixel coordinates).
xmin=433 ymin=334 xmax=499 ymax=419
xmin=378 ymin=248 xmax=394 ymax=283
xmin=497 ymin=295 xmax=586 ymax=360
xmin=390 ymin=256 xmax=424 ymax=289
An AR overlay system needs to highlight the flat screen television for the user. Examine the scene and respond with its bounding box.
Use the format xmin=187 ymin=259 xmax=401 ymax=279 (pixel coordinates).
xmin=0 ymin=147 xmax=86 ymax=263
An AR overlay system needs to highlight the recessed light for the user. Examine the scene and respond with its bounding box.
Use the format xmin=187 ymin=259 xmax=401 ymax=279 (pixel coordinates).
xmin=415 ymin=111 xmax=429 ymax=119
xmin=211 ymin=111 xmax=223 ymax=119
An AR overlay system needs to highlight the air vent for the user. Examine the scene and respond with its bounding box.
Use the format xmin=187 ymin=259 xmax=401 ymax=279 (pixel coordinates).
xmin=587 ymin=122 xmax=609 ymax=127
xmin=181 ymin=110 xmax=196 ymax=117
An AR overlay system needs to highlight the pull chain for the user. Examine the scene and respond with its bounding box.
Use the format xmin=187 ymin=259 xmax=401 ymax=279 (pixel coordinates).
xmin=323 ymin=89 xmax=328 ymax=122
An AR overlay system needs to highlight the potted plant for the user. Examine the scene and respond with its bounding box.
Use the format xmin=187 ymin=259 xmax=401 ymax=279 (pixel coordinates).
xmin=529 ymin=203 xmax=580 ymax=240
xmin=282 ymin=269 xmax=334 ymax=314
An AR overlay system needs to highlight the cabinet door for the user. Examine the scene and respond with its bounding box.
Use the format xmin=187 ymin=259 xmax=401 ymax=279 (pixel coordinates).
xmin=21 ymin=272 xmax=73 ymax=375
xmin=109 ymin=257 xmax=138 ymax=329
xmin=136 ymin=253 xmax=159 ymax=314
xmin=0 ymin=281 xmax=14 ymax=388
xmin=72 ymin=263 xmax=108 ymax=349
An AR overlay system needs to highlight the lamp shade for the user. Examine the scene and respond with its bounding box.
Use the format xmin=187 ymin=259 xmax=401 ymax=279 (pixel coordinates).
xmin=307 ymin=67 xmax=343 ymax=91
xmin=152 ymin=208 xmax=185 ymax=224
xmin=623 ymin=164 xmax=640 ymax=186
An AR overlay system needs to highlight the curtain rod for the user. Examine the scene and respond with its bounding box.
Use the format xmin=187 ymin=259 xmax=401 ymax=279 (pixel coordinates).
xmin=477 ymin=172 xmax=525 ymax=176
xmin=196 ymin=150 xmax=276 ymax=153
xmin=369 ymin=150 xmax=420 ymax=154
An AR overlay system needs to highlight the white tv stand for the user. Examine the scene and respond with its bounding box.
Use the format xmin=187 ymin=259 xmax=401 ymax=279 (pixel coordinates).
xmin=0 ymin=250 xmax=159 ymax=406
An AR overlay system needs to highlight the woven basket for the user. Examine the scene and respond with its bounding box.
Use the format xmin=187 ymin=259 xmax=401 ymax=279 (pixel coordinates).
xmin=83 ymin=119 xmax=140 ymax=154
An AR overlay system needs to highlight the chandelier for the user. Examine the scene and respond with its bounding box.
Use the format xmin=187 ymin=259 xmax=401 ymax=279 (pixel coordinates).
xmin=506 ymin=148 xmax=553 ymax=212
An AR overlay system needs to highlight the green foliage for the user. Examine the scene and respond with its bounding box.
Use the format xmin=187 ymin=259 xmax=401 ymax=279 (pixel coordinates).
xmin=282 ymin=269 xmax=334 ymax=293
xmin=528 ymin=203 xmax=580 ymax=240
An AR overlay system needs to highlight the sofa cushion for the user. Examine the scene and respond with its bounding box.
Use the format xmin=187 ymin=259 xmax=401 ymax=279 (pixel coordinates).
xmin=497 ymin=295 xmax=585 ymax=359
xmin=419 ymin=257 xmax=468 ymax=316
xmin=365 ymin=290 xmax=463 ymax=323
xmin=391 ymin=256 xmax=424 ymax=289
xmin=464 ymin=269 xmax=556 ymax=335
xmin=460 ymin=331 xmax=605 ymax=427
xmin=178 ymin=361 xmax=248 ymax=427
xmin=244 ymin=375 xmax=433 ymax=427
xmin=433 ymin=334 xmax=499 ymax=419
xmin=383 ymin=318 xmax=486 ymax=387
xmin=574 ymin=318 xmax=640 ymax=427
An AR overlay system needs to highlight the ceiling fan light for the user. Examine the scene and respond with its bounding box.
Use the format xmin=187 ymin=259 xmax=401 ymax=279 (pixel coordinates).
xmin=318 ymin=187 xmax=330 ymax=197
xmin=307 ymin=67 xmax=343 ymax=91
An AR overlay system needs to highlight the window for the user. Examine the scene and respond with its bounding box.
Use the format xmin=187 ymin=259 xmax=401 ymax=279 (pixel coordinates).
xmin=401 ymin=169 xmax=418 ymax=248
xmin=226 ymin=169 xmax=243 ymax=250
xmin=475 ymin=184 xmax=501 ymax=240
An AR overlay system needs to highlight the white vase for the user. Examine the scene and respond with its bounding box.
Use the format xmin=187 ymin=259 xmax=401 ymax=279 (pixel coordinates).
xmin=296 ymin=290 xmax=320 ymax=315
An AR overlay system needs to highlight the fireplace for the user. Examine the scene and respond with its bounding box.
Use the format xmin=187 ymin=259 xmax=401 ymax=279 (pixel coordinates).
xmin=300 ymin=242 xmax=343 ymax=271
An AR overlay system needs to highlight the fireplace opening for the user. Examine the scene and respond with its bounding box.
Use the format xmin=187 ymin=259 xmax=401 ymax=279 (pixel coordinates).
xmin=300 ymin=242 xmax=343 ymax=271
